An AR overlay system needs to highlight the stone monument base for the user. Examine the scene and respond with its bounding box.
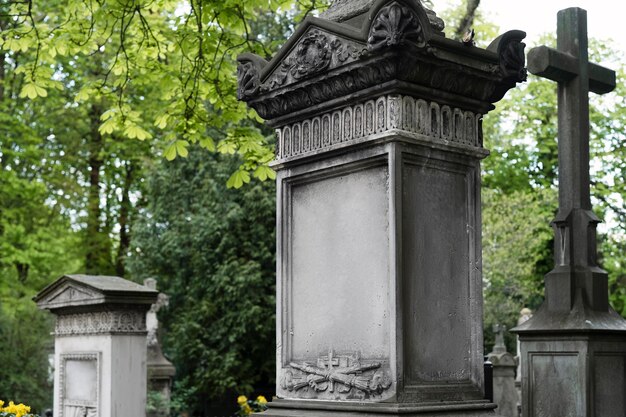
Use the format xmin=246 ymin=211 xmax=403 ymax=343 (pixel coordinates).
xmin=261 ymin=399 xmax=500 ymax=417
xmin=516 ymin=305 xmax=626 ymax=417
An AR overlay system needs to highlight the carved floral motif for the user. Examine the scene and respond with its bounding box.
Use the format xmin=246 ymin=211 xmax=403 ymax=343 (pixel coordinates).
xmin=269 ymin=30 xmax=333 ymax=88
xmin=368 ymin=2 xmax=426 ymax=51
xmin=55 ymin=310 xmax=147 ymax=336
xmin=267 ymin=30 xmax=366 ymax=89
xmin=281 ymin=350 xmax=391 ymax=395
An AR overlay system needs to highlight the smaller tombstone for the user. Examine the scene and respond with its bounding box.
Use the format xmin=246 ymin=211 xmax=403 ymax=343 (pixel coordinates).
xmin=487 ymin=325 xmax=518 ymax=417
xmin=35 ymin=275 xmax=158 ymax=417
xmin=514 ymin=308 xmax=531 ymax=414
xmin=144 ymin=278 xmax=176 ymax=417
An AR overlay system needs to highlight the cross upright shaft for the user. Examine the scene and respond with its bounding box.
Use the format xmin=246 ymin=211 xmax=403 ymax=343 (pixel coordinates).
xmin=527 ymin=8 xmax=616 ymax=312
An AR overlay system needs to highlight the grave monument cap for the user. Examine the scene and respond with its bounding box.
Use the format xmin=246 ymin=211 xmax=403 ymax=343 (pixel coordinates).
xmin=35 ymin=274 xmax=158 ymax=313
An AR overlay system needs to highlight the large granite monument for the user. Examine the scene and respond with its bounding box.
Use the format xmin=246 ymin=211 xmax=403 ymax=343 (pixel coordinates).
xmin=513 ymin=8 xmax=626 ymax=417
xmin=35 ymin=275 xmax=158 ymax=417
xmin=237 ymin=0 xmax=526 ymax=415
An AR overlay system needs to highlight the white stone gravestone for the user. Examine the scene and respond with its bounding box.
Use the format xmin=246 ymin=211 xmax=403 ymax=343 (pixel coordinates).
xmin=35 ymin=275 xmax=158 ymax=417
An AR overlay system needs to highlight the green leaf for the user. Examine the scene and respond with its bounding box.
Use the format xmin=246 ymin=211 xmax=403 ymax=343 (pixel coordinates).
xmin=199 ymin=137 xmax=216 ymax=152
xmin=164 ymin=142 xmax=177 ymax=161
xmin=218 ymin=141 xmax=237 ymax=155
xmin=253 ymin=165 xmax=276 ymax=181
xmin=154 ymin=114 xmax=169 ymax=129
xmin=19 ymin=83 xmax=47 ymax=99
xmin=175 ymin=140 xmax=189 ymax=157
xmin=226 ymin=170 xmax=250 ymax=189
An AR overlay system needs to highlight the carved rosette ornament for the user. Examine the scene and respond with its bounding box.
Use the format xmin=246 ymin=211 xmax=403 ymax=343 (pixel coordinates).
xmin=280 ymin=351 xmax=391 ymax=398
xmin=368 ymin=2 xmax=426 ymax=50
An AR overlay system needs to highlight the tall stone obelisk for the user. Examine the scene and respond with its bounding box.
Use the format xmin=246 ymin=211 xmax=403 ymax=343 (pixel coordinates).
xmin=237 ymin=1 xmax=526 ymax=415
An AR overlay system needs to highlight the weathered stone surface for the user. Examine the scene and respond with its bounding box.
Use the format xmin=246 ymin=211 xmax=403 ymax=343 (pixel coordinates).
xmin=34 ymin=274 xmax=158 ymax=311
xmin=239 ymin=0 xmax=525 ymax=415
xmin=238 ymin=0 xmax=526 ymax=125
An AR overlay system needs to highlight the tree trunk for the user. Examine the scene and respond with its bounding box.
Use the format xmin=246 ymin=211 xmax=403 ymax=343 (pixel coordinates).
xmin=115 ymin=162 xmax=134 ymax=277
xmin=85 ymin=103 xmax=110 ymax=274
xmin=454 ymin=0 xmax=481 ymax=40
xmin=15 ymin=262 xmax=29 ymax=283
xmin=0 ymin=51 xmax=5 ymax=102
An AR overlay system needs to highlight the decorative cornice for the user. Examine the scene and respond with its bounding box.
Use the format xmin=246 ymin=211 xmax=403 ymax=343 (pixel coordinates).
xmin=55 ymin=309 xmax=147 ymax=336
xmin=275 ymin=94 xmax=483 ymax=161
xmin=280 ymin=350 xmax=391 ymax=399
xmin=237 ymin=0 xmax=526 ymax=123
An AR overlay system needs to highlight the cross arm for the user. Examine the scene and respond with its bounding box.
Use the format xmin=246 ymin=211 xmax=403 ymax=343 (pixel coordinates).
xmin=527 ymin=45 xmax=616 ymax=94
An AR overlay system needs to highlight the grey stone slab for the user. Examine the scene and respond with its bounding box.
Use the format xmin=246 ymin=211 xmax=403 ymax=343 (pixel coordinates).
xmin=290 ymin=166 xmax=391 ymax=360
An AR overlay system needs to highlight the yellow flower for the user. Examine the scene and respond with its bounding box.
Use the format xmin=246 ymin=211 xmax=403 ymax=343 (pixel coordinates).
xmin=0 ymin=400 xmax=4 ymax=408
xmin=242 ymin=403 xmax=253 ymax=415
xmin=2 ymin=401 xmax=31 ymax=417
xmin=256 ymin=395 xmax=267 ymax=405
xmin=237 ymin=395 xmax=248 ymax=405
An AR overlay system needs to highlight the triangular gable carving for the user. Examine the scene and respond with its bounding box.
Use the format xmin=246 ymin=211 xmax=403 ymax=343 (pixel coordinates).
xmin=261 ymin=26 xmax=367 ymax=90
xmin=42 ymin=283 xmax=101 ymax=307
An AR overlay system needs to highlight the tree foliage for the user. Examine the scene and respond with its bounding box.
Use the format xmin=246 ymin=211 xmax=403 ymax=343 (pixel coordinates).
xmin=127 ymin=150 xmax=276 ymax=414
xmin=1 ymin=0 xmax=327 ymax=181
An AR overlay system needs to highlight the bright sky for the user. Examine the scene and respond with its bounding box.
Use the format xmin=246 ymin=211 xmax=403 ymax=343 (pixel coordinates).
xmin=433 ymin=0 xmax=626 ymax=56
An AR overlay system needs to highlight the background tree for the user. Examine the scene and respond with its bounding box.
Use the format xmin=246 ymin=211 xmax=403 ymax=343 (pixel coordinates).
xmin=127 ymin=150 xmax=276 ymax=415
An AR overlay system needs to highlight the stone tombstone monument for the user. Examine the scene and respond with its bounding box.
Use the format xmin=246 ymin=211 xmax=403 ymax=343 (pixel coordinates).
xmin=513 ymin=8 xmax=626 ymax=417
xmin=237 ymin=1 xmax=526 ymax=415
xmin=35 ymin=275 xmax=158 ymax=417
xmin=486 ymin=325 xmax=517 ymax=417
xmin=514 ymin=308 xmax=531 ymax=414
xmin=144 ymin=278 xmax=176 ymax=417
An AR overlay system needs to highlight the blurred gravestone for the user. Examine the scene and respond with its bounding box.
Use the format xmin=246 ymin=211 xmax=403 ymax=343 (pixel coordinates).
xmin=514 ymin=308 xmax=531 ymax=415
xmin=35 ymin=275 xmax=157 ymax=417
xmin=144 ymin=278 xmax=176 ymax=417
xmin=486 ymin=325 xmax=517 ymax=417
xmin=237 ymin=0 xmax=526 ymax=415
xmin=513 ymin=7 xmax=626 ymax=417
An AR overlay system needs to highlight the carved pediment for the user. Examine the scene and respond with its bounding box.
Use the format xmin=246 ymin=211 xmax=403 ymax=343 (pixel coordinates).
xmin=34 ymin=274 xmax=158 ymax=312
xmin=42 ymin=284 xmax=101 ymax=308
xmin=237 ymin=0 xmax=527 ymax=123
xmin=263 ymin=27 xmax=367 ymax=91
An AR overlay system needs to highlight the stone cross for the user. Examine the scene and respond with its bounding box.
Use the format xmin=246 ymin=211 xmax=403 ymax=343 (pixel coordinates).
xmin=515 ymin=9 xmax=626 ymax=417
xmin=492 ymin=324 xmax=506 ymax=354
xmin=527 ymin=7 xmax=616 ymax=312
